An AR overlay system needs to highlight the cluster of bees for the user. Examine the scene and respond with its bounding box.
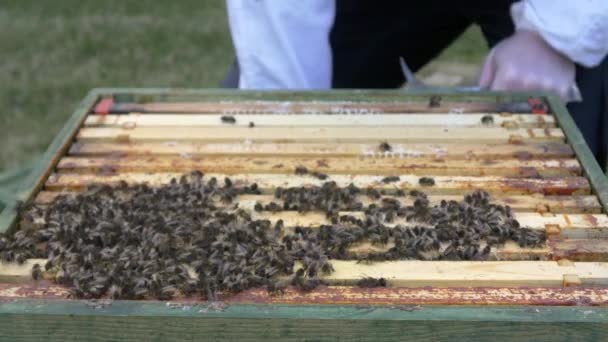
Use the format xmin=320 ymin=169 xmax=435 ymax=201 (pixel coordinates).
xmin=262 ymin=178 xmax=544 ymax=263
xmin=0 ymin=170 xmax=544 ymax=300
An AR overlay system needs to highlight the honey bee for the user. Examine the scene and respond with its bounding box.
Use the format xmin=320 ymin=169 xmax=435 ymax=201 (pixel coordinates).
xmin=480 ymin=115 xmax=494 ymax=126
xmin=429 ymin=95 xmax=442 ymax=108
xmin=381 ymin=176 xmax=400 ymax=183
xmin=379 ymin=142 xmax=392 ymax=152
xmin=418 ymin=177 xmax=435 ymax=186
xmin=311 ymin=171 xmax=329 ymax=180
xmin=356 ymin=277 xmax=387 ymax=288
xmin=31 ymin=263 xmax=42 ymax=281
xmin=295 ymin=166 xmax=309 ymax=175
xmin=221 ymin=115 xmax=236 ymax=124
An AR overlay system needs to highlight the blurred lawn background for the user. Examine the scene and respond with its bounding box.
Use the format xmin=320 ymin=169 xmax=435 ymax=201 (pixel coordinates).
xmin=0 ymin=0 xmax=487 ymax=171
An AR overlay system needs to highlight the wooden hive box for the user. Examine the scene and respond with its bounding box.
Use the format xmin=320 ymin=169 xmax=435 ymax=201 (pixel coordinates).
xmin=1 ymin=88 xmax=608 ymax=341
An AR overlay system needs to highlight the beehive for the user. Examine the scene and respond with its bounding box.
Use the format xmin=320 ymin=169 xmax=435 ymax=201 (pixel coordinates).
xmin=0 ymin=89 xmax=607 ymax=341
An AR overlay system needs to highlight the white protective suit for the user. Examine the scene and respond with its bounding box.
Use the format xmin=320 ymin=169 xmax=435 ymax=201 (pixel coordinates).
xmin=226 ymin=0 xmax=334 ymax=89
xmin=226 ymin=0 xmax=608 ymax=89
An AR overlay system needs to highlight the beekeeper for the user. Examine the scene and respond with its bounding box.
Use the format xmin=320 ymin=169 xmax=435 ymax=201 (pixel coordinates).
xmin=225 ymin=0 xmax=608 ymax=165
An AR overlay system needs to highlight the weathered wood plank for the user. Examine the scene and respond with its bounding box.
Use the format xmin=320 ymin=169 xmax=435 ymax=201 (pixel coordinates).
xmin=491 ymin=242 xmax=549 ymax=260
xmin=553 ymin=239 xmax=608 ymax=261
xmin=347 ymin=241 xmax=549 ymax=261
xmin=34 ymin=191 xmax=602 ymax=214
xmin=84 ymin=113 xmax=556 ymax=128
xmin=68 ymin=142 xmax=575 ymax=160
xmin=2 ymin=283 xmax=608 ymax=307
xmin=76 ymin=127 xmax=565 ymax=143
xmin=55 ymin=156 xmax=582 ymax=177
xmin=311 ymin=260 xmax=608 ymax=287
xmin=44 ymin=173 xmax=591 ymax=195
xmin=225 ymin=285 xmax=608 ymax=306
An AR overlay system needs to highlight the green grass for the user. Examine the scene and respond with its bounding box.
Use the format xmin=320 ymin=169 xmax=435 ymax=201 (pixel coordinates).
xmin=0 ymin=1 xmax=486 ymax=171
xmin=0 ymin=0 xmax=232 ymax=171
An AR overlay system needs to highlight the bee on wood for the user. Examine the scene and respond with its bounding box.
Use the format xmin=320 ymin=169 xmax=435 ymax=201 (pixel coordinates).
xmin=264 ymin=202 xmax=282 ymax=212
xmin=311 ymin=171 xmax=328 ymax=180
xmin=480 ymin=115 xmax=494 ymax=126
xmin=441 ymin=243 xmax=460 ymax=260
xmin=157 ymin=285 xmax=177 ymax=301
xmin=339 ymin=215 xmax=361 ymax=225
xmin=366 ymin=188 xmax=381 ymax=200
xmin=418 ymin=177 xmax=435 ymax=186
xmin=379 ymin=142 xmax=392 ymax=152
xmin=514 ymin=228 xmax=545 ymax=248
xmin=220 ymin=190 xmax=235 ymax=204
xmin=15 ymin=253 xmax=27 ymax=264
xmin=179 ymin=174 xmax=189 ymax=185
xmin=236 ymin=208 xmax=252 ymax=221
xmin=107 ymin=284 xmax=122 ymax=299
xmin=485 ymin=236 xmax=500 ymax=246
xmin=357 ymin=277 xmax=387 ymax=288
xmin=479 ymin=245 xmax=492 ymax=258
xmin=253 ymin=202 xmax=264 ymax=212
xmin=190 ymin=169 xmax=204 ymax=179
xmin=429 ymin=95 xmax=442 ymax=108
xmin=409 ymin=189 xmax=426 ymax=198
xmin=381 ymin=197 xmax=400 ymax=209
xmin=381 ymin=176 xmax=400 ymax=184
xmin=221 ymin=115 xmax=236 ymax=124
xmin=345 ymin=183 xmax=360 ymax=195
xmin=31 ymin=263 xmax=42 ymax=280
xmin=349 ymin=202 xmax=364 ymax=211
xmin=267 ymin=279 xmax=289 ymax=295
xmin=249 ymin=121 xmax=255 ymax=128
xmin=44 ymin=260 xmax=54 ymax=271
xmin=295 ymin=166 xmax=308 ymax=175
xmin=299 ymin=279 xmax=326 ymax=292
xmin=291 ymin=268 xmax=326 ymax=292
xmin=394 ymin=189 xmax=406 ymax=197
xmin=462 ymin=245 xmax=481 ymax=260
xmin=384 ymin=210 xmax=397 ymax=223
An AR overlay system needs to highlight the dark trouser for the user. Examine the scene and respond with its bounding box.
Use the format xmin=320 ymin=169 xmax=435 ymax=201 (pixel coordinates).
xmin=330 ymin=0 xmax=608 ymax=168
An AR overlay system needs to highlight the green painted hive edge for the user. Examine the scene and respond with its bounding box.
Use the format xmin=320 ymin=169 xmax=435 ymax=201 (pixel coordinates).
xmin=1 ymin=301 xmax=608 ymax=341
xmin=1 ymin=300 xmax=607 ymax=322
xmin=546 ymin=94 xmax=608 ymax=212
xmin=0 ymin=90 xmax=100 ymax=234
xmin=0 ymin=321 xmax=605 ymax=342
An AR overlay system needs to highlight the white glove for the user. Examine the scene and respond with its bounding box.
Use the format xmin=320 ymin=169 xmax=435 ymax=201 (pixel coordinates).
xmin=478 ymin=30 xmax=580 ymax=102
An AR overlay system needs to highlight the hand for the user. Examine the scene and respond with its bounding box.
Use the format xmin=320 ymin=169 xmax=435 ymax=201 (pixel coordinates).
xmin=479 ymin=30 xmax=579 ymax=102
